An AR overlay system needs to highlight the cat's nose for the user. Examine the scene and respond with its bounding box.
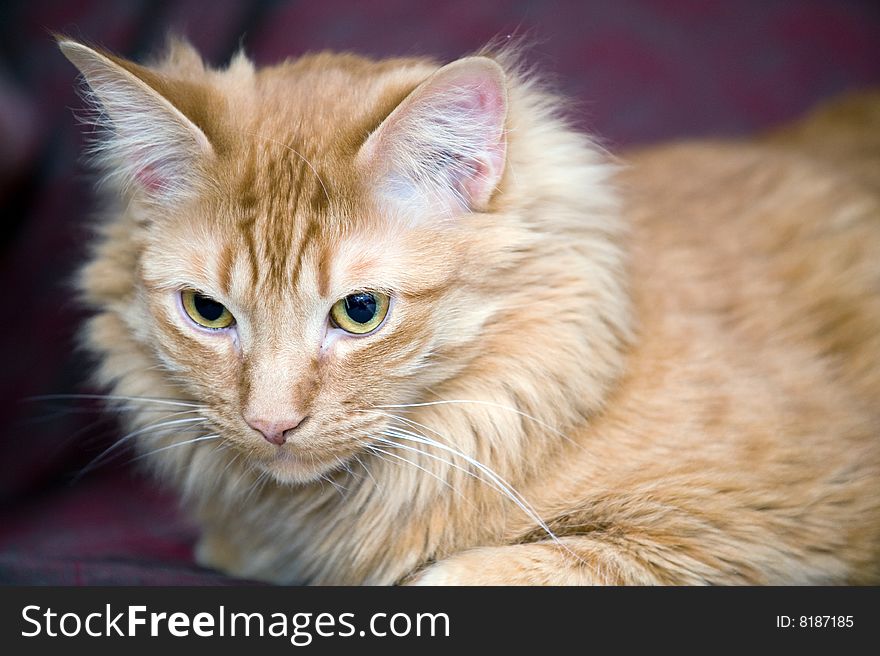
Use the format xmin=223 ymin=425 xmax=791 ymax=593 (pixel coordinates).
xmin=244 ymin=414 xmax=307 ymax=445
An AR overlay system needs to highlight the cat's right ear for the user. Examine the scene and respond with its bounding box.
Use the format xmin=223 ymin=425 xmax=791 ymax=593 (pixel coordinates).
xmin=58 ymin=38 xmax=213 ymax=204
xmin=357 ymin=57 xmax=508 ymax=220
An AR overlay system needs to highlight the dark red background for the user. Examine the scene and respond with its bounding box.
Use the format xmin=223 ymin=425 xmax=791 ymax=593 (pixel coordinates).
xmin=1 ymin=0 xmax=879 ymax=584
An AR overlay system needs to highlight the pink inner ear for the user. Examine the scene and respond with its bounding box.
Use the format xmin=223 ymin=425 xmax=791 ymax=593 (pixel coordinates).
xmin=457 ymin=86 xmax=493 ymax=112
xmin=450 ymin=76 xmax=505 ymax=126
xmin=134 ymin=164 xmax=165 ymax=193
xmin=364 ymin=58 xmax=508 ymax=213
xmin=446 ymin=78 xmax=507 ymax=208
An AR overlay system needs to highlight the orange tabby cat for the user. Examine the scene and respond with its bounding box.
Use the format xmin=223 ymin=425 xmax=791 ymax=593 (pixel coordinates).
xmin=59 ymin=36 xmax=880 ymax=585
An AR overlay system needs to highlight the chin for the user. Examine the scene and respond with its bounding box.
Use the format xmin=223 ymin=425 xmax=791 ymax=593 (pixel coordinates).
xmin=256 ymin=446 xmax=346 ymax=485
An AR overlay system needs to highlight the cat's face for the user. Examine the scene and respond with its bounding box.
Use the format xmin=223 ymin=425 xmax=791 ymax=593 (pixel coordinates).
xmin=62 ymin=40 xmax=512 ymax=484
xmin=138 ymin=181 xmax=500 ymax=483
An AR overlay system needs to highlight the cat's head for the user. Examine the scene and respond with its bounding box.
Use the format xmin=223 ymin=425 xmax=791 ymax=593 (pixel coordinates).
xmin=61 ymin=38 xmax=628 ymax=487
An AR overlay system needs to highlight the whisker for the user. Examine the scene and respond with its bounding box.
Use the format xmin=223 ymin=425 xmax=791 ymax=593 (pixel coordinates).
xmin=27 ymin=394 xmax=206 ymax=409
xmin=241 ymin=468 xmax=273 ymax=506
xmin=339 ymin=459 xmax=355 ymax=478
xmin=255 ymin=470 xmax=275 ymax=500
xmin=127 ymin=434 xmax=221 ymax=464
xmin=220 ymin=450 xmax=245 ymax=477
xmin=75 ymin=416 xmax=209 ymax=478
xmin=362 ymin=437 xmax=462 ymax=498
xmin=373 ymin=399 xmax=575 ymax=445
xmin=373 ymin=432 xmax=506 ymax=506
xmin=378 ymin=424 xmax=585 ymax=565
xmin=229 ymin=452 xmax=261 ymax=494
xmin=362 ymin=409 xmax=574 ymax=558
xmin=57 ymin=408 xmax=204 ymax=463
xmin=72 ymin=430 xmax=209 ymax=484
xmin=318 ymin=473 xmax=348 ymax=499
xmin=17 ymin=403 xmax=206 ymax=420
xmin=352 ymin=454 xmax=379 ymax=490
xmin=353 ymin=452 xmax=384 ymax=498
xmin=380 ymin=419 xmax=540 ymax=516
xmin=52 ymin=416 xmax=117 ymax=452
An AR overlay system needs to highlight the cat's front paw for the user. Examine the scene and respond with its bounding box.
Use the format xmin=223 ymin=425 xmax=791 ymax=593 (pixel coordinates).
xmin=406 ymin=547 xmax=540 ymax=585
xmin=406 ymin=544 xmax=604 ymax=585
xmin=407 ymin=560 xmax=473 ymax=586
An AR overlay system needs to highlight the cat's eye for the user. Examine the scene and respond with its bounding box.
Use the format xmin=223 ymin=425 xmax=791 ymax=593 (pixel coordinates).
xmin=181 ymin=290 xmax=235 ymax=330
xmin=330 ymin=292 xmax=390 ymax=335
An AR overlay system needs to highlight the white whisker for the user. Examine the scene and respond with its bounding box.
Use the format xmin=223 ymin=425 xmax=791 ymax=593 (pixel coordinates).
xmin=318 ymin=473 xmax=348 ymax=499
xmin=128 ymin=434 xmax=221 ymax=463
xmin=365 ymin=438 xmax=462 ymax=498
xmin=353 ymin=454 xmax=379 ymax=489
xmin=76 ymin=416 xmax=209 ymax=478
xmin=374 ymin=399 xmax=574 ymax=444
xmin=29 ymin=393 xmax=206 ymax=409
xmin=377 ymin=426 xmax=536 ymax=521
xmin=362 ymin=409 xmax=584 ymax=565
xmin=241 ymin=468 xmax=273 ymax=506
xmin=220 ymin=450 xmax=245 ymax=478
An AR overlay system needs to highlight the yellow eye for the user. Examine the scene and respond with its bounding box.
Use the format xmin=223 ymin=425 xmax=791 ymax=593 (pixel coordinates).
xmin=181 ymin=290 xmax=235 ymax=330
xmin=330 ymin=292 xmax=390 ymax=335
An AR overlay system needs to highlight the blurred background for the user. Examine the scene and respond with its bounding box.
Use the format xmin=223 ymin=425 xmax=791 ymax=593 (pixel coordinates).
xmin=1 ymin=0 xmax=879 ymax=584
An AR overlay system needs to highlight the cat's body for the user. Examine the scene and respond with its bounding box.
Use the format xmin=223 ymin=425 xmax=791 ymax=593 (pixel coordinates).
xmin=61 ymin=37 xmax=880 ymax=584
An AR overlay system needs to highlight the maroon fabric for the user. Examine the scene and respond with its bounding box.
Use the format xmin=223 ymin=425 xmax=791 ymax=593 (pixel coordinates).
xmin=1 ymin=0 xmax=879 ymax=584
xmin=0 ymin=470 xmax=255 ymax=585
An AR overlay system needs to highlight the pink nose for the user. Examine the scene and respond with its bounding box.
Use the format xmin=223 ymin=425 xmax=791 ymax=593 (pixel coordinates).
xmin=245 ymin=415 xmax=307 ymax=445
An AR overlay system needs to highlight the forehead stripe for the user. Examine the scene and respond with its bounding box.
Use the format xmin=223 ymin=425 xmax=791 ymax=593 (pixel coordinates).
xmin=217 ymin=241 xmax=235 ymax=296
xmin=289 ymin=218 xmax=320 ymax=291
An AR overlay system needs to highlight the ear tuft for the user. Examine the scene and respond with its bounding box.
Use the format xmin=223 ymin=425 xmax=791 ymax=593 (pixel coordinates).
xmin=359 ymin=57 xmax=508 ymax=217
xmin=59 ymin=39 xmax=213 ymax=203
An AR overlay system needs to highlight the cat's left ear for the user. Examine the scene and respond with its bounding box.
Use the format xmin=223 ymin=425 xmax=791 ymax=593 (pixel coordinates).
xmin=358 ymin=57 xmax=508 ymax=217
xmin=58 ymin=39 xmax=213 ymax=204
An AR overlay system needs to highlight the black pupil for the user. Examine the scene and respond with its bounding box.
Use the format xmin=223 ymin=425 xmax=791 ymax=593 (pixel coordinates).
xmin=194 ymin=294 xmax=225 ymax=322
xmin=344 ymin=293 xmax=377 ymax=324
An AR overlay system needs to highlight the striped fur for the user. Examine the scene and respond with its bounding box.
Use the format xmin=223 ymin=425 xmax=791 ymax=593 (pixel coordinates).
xmin=62 ymin=36 xmax=880 ymax=584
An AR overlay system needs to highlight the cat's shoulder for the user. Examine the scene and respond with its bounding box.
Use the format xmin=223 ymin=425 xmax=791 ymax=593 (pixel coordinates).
xmin=619 ymin=90 xmax=880 ymax=208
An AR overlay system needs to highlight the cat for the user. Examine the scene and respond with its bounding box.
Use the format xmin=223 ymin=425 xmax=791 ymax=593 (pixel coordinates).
xmin=58 ymin=35 xmax=880 ymax=585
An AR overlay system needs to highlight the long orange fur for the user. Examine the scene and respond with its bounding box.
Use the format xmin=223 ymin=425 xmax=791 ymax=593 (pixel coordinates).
xmin=60 ymin=36 xmax=880 ymax=584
